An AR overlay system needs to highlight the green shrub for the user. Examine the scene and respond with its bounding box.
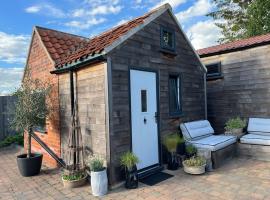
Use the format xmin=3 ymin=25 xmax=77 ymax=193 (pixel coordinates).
xmin=225 ymin=117 xmax=246 ymax=131
xmin=0 ymin=134 xmax=23 ymax=148
xmin=88 ymin=156 xmax=105 ymax=172
xmin=186 ymin=144 xmax=197 ymax=155
xmin=120 ymin=151 xmax=139 ymax=170
xmin=62 ymin=171 xmax=85 ymax=181
xmin=183 ymin=156 xmax=206 ymax=167
xmin=163 ymin=133 xmax=184 ymax=153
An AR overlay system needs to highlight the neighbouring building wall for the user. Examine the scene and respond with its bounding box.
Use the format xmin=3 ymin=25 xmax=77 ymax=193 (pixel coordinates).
xmin=59 ymin=62 xmax=108 ymax=162
xmin=25 ymin=31 xmax=60 ymax=167
xmin=108 ymin=10 xmax=205 ymax=184
xmin=201 ymin=45 xmax=270 ymax=133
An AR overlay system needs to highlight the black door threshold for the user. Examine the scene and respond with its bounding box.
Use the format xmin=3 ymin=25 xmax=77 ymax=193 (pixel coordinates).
xmin=138 ymin=165 xmax=164 ymax=179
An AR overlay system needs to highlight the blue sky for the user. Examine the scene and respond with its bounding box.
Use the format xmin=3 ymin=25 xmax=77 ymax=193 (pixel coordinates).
xmin=0 ymin=0 xmax=221 ymax=95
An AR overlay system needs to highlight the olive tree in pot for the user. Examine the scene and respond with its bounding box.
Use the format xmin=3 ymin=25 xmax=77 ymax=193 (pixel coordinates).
xmin=88 ymin=155 xmax=108 ymax=197
xmin=225 ymin=117 xmax=246 ymax=138
xmin=163 ymin=133 xmax=183 ymax=170
xmin=120 ymin=151 xmax=139 ymax=189
xmin=10 ymin=78 xmax=51 ymax=177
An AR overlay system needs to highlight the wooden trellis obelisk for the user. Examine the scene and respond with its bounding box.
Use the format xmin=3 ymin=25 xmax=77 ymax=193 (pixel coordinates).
xmin=64 ymin=100 xmax=85 ymax=175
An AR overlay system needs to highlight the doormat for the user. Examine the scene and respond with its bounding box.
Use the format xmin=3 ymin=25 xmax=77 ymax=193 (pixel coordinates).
xmin=140 ymin=172 xmax=173 ymax=186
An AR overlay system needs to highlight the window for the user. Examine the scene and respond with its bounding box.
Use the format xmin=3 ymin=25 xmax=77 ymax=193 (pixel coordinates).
xmin=206 ymin=62 xmax=222 ymax=80
xmin=141 ymin=90 xmax=147 ymax=112
xmin=169 ymin=74 xmax=182 ymax=116
xmin=34 ymin=119 xmax=47 ymax=134
xmin=160 ymin=26 xmax=175 ymax=51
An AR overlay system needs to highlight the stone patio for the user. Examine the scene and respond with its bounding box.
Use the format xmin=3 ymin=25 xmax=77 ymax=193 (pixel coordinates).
xmin=1 ymin=146 xmax=270 ymax=200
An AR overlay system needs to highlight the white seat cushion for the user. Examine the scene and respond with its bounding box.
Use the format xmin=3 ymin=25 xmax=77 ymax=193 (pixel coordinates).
xmin=240 ymin=134 xmax=270 ymax=146
xmin=248 ymin=118 xmax=270 ymax=136
xmin=180 ymin=120 xmax=214 ymax=140
xmin=187 ymin=135 xmax=237 ymax=151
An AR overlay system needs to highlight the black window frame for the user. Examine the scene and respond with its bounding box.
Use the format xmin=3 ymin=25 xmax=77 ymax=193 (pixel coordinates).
xmin=168 ymin=73 xmax=182 ymax=117
xmin=206 ymin=62 xmax=223 ymax=80
xmin=160 ymin=26 xmax=176 ymax=52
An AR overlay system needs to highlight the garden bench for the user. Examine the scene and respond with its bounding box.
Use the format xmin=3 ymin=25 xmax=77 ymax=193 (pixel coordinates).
xmin=180 ymin=120 xmax=237 ymax=168
xmin=239 ymin=118 xmax=270 ymax=161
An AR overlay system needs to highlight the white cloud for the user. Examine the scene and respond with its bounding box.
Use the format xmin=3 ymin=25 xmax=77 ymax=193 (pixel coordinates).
xmin=0 ymin=68 xmax=24 ymax=95
xmin=25 ymin=3 xmax=66 ymax=18
xmin=0 ymin=32 xmax=30 ymax=64
xmin=152 ymin=0 xmax=186 ymax=9
xmin=65 ymin=18 xmax=106 ymax=29
xmin=187 ymin=20 xmax=221 ymax=49
xmin=91 ymin=5 xmax=122 ymax=15
xmin=176 ymin=0 xmax=213 ymax=22
xmin=25 ymin=6 xmax=41 ymax=13
xmin=71 ymin=5 xmax=122 ymax=18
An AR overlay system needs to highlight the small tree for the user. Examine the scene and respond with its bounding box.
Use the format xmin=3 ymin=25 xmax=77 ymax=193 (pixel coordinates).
xmin=10 ymin=77 xmax=51 ymax=158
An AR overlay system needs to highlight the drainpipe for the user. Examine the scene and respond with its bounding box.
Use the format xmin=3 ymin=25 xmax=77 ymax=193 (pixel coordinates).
xmin=204 ymin=73 xmax=207 ymax=120
xmin=70 ymin=70 xmax=74 ymax=115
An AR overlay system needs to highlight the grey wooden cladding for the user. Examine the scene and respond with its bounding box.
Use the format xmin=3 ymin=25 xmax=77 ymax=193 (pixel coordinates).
xmin=201 ymin=45 xmax=270 ymax=133
xmin=108 ymin=10 xmax=205 ymax=183
xmin=0 ymin=96 xmax=16 ymax=141
xmin=58 ymin=63 xmax=107 ymax=159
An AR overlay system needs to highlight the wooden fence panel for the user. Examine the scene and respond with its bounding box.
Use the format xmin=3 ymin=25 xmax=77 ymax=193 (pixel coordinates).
xmin=0 ymin=96 xmax=16 ymax=141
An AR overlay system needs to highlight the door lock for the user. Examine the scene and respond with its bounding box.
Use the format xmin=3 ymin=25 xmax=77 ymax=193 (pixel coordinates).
xmin=144 ymin=117 xmax=147 ymax=124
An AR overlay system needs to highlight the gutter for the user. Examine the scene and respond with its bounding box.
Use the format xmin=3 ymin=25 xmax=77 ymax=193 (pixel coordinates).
xmin=204 ymin=73 xmax=207 ymax=120
xmin=50 ymin=54 xmax=106 ymax=74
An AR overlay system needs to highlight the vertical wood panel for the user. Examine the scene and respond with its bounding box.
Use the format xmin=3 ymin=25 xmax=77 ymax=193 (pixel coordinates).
xmin=201 ymin=45 xmax=270 ymax=133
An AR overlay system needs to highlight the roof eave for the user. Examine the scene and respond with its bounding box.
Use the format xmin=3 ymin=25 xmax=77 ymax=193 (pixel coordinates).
xmin=50 ymin=54 xmax=106 ymax=74
xmin=199 ymin=41 xmax=270 ymax=58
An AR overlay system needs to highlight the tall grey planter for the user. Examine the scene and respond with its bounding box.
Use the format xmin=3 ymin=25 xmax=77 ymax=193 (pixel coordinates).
xmin=90 ymin=169 xmax=108 ymax=196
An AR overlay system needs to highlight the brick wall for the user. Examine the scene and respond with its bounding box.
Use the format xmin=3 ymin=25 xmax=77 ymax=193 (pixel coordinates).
xmin=24 ymin=31 xmax=60 ymax=168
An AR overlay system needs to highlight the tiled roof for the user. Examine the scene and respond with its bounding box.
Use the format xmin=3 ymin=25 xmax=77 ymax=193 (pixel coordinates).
xmin=35 ymin=26 xmax=89 ymax=62
xmin=54 ymin=11 xmax=154 ymax=68
xmin=197 ymin=33 xmax=270 ymax=57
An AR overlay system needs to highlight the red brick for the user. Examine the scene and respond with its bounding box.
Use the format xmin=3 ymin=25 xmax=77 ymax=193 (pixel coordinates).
xmin=23 ymin=31 xmax=61 ymax=168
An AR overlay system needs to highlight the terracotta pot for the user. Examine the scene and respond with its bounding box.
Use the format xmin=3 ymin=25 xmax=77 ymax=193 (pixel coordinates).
xmin=62 ymin=175 xmax=87 ymax=188
xmin=183 ymin=162 xmax=206 ymax=175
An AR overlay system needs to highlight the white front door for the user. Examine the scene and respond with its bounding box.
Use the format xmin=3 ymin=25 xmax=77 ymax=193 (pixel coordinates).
xmin=130 ymin=69 xmax=159 ymax=171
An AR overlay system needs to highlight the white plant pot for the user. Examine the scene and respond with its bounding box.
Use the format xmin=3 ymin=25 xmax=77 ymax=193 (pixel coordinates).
xmin=90 ymin=169 xmax=108 ymax=197
xmin=183 ymin=162 xmax=206 ymax=175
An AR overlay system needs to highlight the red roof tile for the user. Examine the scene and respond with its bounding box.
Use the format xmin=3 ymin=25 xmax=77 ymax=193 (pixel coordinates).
xmin=197 ymin=33 xmax=270 ymax=57
xmin=54 ymin=11 xmax=154 ymax=68
xmin=34 ymin=4 xmax=169 ymax=69
xmin=35 ymin=26 xmax=89 ymax=62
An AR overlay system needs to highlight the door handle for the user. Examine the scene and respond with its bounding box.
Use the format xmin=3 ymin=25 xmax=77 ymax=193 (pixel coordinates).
xmin=155 ymin=112 xmax=158 ymax=123
xmin=144 ymin=117 xmax=147 ymax=124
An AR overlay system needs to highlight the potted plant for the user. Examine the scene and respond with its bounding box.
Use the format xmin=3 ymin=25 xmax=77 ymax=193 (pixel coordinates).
xmin=10 ymin=78 xmax=51 ymax=177
xmin=88 ymin=155 xmax=108 ymax=197
xmin=185 ymin=144 xmax=197 ymax=158
xmin=62 ymin=170 xmax=87 ymax=188
xmin=177 ymin=135 xmax=185 ymax=155
xmin=163 ymin=133 xmax=183 ymax=170
xmin=120 ymin=151 xmax=139 ymax=189
xmin=225 ymin=117 xmax=246 ymax=138
xmin=183 ymin=156 xmax=206 ymax=175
